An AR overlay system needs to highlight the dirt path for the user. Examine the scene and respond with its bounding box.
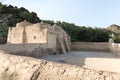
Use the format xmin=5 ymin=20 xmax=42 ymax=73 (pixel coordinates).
xmin=41 ymin=51 xmax=120 ymax=73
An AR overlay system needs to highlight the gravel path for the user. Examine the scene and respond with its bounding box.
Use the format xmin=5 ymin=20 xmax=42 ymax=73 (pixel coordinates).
xmin=41 ymin=51 xmax=120 ymax=73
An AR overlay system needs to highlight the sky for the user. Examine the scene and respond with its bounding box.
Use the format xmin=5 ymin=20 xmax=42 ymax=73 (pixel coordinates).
xmin=1 ymin=0 xmax=120 ymax=28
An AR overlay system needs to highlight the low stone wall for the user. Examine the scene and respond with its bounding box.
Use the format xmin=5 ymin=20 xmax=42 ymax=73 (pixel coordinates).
xmin=0 ymin=43 xmax=54 ymax=58
xmin=71 ymin=42 xmax=110 ymax=52
xmin=0 ymin=52 xmax=120 ymax=80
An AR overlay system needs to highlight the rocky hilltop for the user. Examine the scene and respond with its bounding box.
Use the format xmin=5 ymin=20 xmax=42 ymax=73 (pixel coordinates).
xmin=107 ymin=24 xmax=120 ymax=33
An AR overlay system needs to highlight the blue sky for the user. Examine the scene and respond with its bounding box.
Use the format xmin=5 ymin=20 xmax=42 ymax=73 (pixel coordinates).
xmin=2 ymin=0 xmax=120 ymax=28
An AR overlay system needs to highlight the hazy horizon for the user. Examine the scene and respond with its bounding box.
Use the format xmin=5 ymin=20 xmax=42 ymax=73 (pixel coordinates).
xmin=2 ymin=0 xmax=120 ymax=28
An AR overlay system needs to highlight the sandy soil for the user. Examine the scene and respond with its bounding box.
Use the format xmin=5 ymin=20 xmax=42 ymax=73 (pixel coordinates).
xmin=41 ymin=51 xmax=120 ymax=73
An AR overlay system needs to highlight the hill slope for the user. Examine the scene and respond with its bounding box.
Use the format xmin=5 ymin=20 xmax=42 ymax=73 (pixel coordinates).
xmin=0 ymin=3 xmax=113 ymax=43
xmin=107 ymin=24 xmax=120 ymax=33
xmin=0 ymin=3 xmax=40 ymax=27
xmin=0 ymin=3 xmax=41 ymax=38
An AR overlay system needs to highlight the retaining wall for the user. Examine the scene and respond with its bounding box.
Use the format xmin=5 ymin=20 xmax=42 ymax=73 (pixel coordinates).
xmin=0 ymin=43 xmax=54 ymax=58
xmin=0 ymin=52 xmax=120 ymax=80
xmin=71 ymin=42 xmax=110 ymax=52
xmin=71 ymin=41 xmax=120 ymax=58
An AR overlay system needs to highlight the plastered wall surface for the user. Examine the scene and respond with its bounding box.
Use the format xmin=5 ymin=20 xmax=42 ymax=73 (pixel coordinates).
xmin=6 ymin=21 xmax=71 ymax=54
xmin=7 ymin=21 xmax=32 ymax=43
xmin=108 ymin=38 xmax=120 ymax=58
xmin=25 ymin=25 xmax=48 ymax=43
xmin=110 ymin=43 xmax=120 ymax=57
xmin=71 ymin=42 xmax=110 ymax=52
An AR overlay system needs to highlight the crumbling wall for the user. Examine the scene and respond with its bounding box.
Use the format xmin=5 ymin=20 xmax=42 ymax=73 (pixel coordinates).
xmin=110 ymin=43 xmax=120 ymax=57
xmin=25 ymin=24 xmax=48 ymax=43
xmin=7 ymin=21 xmax=32 ymax=43
xmin=71 ymin=42 xmax=110 ymax=52
xmin=109 ymin=38 xmax=120 ymax=57
xmin=0 ymin=52 xmax=120 ymax=80
xmin=7 ymin=22 xmax=48 ymax=44
xmin=0 ymin=44 xmax=54 ymax=58
xmin=47 ymin=31 xmax=57 ymax=52
xmin=6 ymin=21 xmax=71 ymax=54
xmin=49 ymin=24 xmax=71 ymax=53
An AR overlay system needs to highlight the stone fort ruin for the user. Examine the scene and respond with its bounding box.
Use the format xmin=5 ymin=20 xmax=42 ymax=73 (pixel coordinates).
xmin=1 ymin=21 xmax=120 ymax=80
xmin=7 ymin=21 xmax=71 ymax=54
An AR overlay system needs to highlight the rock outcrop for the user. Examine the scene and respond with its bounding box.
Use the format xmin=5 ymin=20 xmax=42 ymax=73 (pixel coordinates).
xmin=0 ymin=52 xmax=120 ymax=80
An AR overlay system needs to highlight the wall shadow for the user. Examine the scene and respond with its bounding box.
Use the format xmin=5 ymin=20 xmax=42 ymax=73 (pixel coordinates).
xmin=40 ymin=50 xmax=118 ymax=67
xmin=0 ymin=43 xmax=119 ymax=67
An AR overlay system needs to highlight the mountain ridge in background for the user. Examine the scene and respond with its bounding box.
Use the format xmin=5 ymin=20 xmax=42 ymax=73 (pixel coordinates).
xmin=107 ymin=24 xmax=120 ymax=33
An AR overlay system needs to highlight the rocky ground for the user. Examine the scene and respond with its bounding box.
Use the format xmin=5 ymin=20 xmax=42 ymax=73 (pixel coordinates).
xmin=41 ymin=51 xmax=120 ymax=73
xmin=0 ymin=51 xmax=120 ymax=80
